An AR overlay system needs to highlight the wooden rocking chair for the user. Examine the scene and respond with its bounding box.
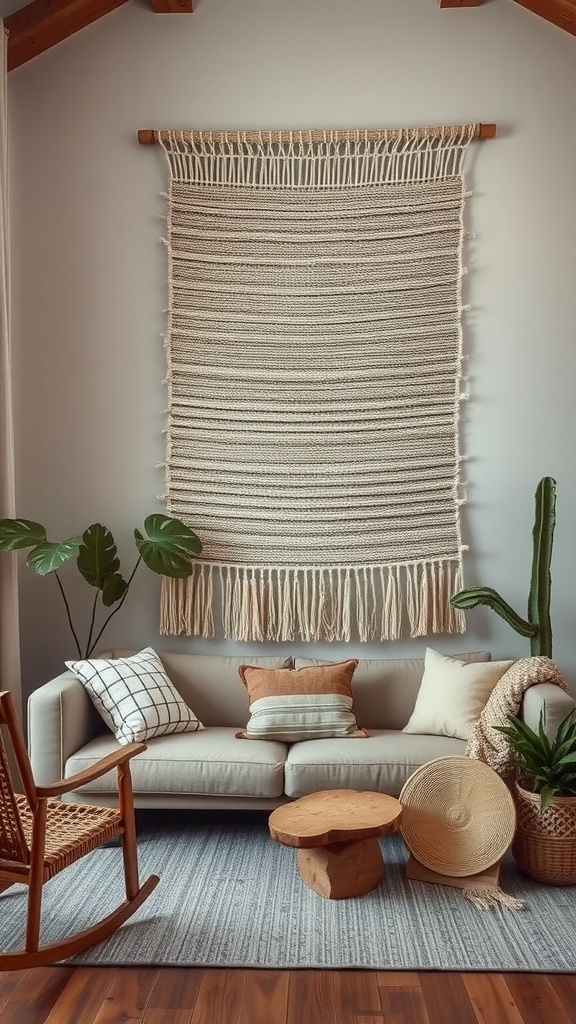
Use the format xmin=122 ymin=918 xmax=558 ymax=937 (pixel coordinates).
xmin=0 ymin=689 xmax=159 ymax=970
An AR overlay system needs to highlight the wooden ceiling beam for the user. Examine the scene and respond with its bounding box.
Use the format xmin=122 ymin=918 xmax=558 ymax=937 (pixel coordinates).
xmin=511 ymin=0 xmax=576 ymax=36
xmin=5 ymin=0 xmax=130 ymax=71
xmin=440 ymin=1 xmax=483 ymax=8
xmin=151 ymin=0 xmax=193 ymax=12
xmin=4 ymin=0 xmax=193 ymax=72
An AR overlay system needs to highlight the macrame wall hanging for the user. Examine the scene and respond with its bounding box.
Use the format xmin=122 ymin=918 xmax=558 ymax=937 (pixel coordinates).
xmin=140 ymin=122 xmax=495 ymax=642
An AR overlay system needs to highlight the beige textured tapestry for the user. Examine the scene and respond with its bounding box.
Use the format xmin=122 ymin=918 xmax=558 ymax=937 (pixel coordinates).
xmin=156 ymin=124 xmax=478 ymax=642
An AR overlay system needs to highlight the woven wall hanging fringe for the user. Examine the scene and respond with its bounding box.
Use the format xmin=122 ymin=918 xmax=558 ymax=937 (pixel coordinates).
xmin=153 ymin=123 xmax=482 ymax=642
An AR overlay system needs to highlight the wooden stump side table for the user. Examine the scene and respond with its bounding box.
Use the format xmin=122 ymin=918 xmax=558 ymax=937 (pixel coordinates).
xmin=269 ymin=789 xmax=402 ymax=899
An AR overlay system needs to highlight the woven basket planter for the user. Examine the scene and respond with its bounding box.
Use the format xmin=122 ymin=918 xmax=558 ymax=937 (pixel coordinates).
xmin=513 ymin=782 xmax=576 ymax=885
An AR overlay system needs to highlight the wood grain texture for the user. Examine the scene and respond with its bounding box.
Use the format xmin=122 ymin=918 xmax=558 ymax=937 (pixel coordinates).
xmin=463 ymin=974 xmax=525 ymax=1024
xmin=378 ymin=985 xmax=430 ymax=1024
xmin=0 ymin=967 xmax=75 ymax=1024
xmin=0 ymin=689 xmax=158 ymax=971
xmin=503 ymin=974 xmax=575 ymax=1024
xmin=0 ymin=968 xmax=573 ymax=1023
xmin=287 ymin=971 xmax=337 ymax=1024
xmin=512 ymin=0 xmax=576 ymax=36
xmin=549 ymin=974 xmax=576 ymax=1017
xmin=44 ymin=968 xmax=117 ymax=1024
xmin=143 ymin=1011 xmax=195 ymax=1024
xmin=334 ymin=971 xmax=383 ymax=1023
xmin=138 ymin=125 xmax=498 ymax=146
xmin=0 ymin=970 xmax=31 ymax=1015
xmin=376 ymin=972 xmax=421 ymax=989
xmin=189 ymin=969 xmax=246 ymax=1024
xmin=297 ymin=837 xmax=384 ymax=899
xmin=92 ymin=968 xmax=160 ymax=1023
xmin=5 ymin=0 xmax=130 ymax=71
xmin=147 ymin=969 xmax=204 ymax=1011
xmin=151 ymin=0 xmax=193 ymax=10
xmin=417 ymin=972 xmax=478 ymax=1024
xmin=269 ymin=790 xmax=401 ymax=847
xmin=237 ymin=970 xmax=289 ymax=1024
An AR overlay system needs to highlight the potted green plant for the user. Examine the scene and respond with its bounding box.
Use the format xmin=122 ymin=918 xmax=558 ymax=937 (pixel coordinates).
xmin=450 ymin=476 xmax=556 ymax=657
xmin=0 ymin=514 xmax=202 ymax=658
xmin=493 ymin=708 xmax=576 ymax=884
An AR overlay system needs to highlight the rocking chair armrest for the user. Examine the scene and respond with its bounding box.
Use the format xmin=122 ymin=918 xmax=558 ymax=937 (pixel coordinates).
xmin=35 ymin=742 xmax=147 ymax=798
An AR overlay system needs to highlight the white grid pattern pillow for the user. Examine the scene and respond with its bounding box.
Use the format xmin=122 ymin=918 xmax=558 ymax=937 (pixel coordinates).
xmin=65 ymin=647 xmax=204 ymax=745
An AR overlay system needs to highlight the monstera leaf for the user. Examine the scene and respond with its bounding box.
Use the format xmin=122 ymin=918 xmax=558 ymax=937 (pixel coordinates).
xmin=134 ymin=514 xmax=202 ymax=578
xmin=0 ymin=519 xmax=82 ymax=576
xmin=0 ymin=518 xmax=47 ymax=551
xmin=101 ymin=573 xmax=129 ymax=608
xmin=0 ymin=511 xmax=202 ymax=657
xmin=76 ymin=524 xmax=129 ymax=608
xmin=77 ymin=524 xmax=122 ymax=588
xmin=26 ymin=538 xmax=82 ymax=576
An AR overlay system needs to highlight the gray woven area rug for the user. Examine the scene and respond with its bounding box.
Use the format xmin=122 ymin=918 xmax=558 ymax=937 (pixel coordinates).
xmin=1 ymin=810 xmax=574 ymax=971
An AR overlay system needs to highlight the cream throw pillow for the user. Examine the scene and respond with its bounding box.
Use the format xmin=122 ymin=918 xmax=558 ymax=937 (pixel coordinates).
xmin=403 ymin=648 xmax=514 ymax=741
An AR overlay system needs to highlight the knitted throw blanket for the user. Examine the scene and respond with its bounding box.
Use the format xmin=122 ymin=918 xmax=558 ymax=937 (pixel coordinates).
xmin=155 ymin=124 xmax=479 ymax=641
xmin=466 ymin=656 xmax=568 ymax=777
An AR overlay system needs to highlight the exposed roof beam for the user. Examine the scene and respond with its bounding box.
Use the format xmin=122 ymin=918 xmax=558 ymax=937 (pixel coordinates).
xmin=5 ymin=0 xmax=130 ymax=71
xmin=440 ymin=1 xmax=483 ymax=7
xmin=511 ymin=0 xmax=576 ymax=36
xmin=5 ymin=0 xmax=194 ymax=72
xmin=151 ymin=0 xmax=193 ymax=11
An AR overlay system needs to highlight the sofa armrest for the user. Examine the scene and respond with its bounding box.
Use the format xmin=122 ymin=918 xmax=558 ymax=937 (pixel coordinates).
xmin=27 ymin=672 xmax=104 ymax=786
xmin=520 ymin=683 xmax=575 ymax=740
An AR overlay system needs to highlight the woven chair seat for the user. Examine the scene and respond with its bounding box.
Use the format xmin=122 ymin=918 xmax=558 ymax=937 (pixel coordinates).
xmin=16 ymin=795 xmax=123 ymax=880
xmin=0 ymin=689 xmax=158 ymax=970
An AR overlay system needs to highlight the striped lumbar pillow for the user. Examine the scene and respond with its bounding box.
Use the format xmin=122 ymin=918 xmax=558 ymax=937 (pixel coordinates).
xmin=236 ymin=660 xmax=367 ymax=741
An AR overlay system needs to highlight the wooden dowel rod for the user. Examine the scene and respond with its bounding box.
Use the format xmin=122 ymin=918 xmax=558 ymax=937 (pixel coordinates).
xmin=138 ymin=124 xmax=497 ymax=146
xmin=138 ymin=130 xmax=157 ymax=145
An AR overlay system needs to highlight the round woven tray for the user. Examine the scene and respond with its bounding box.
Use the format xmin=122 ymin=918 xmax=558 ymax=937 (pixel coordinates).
xmin=399 ymin=756 xmax=516 ymax=877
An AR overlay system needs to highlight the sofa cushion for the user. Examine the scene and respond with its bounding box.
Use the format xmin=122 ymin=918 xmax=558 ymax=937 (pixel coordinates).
xmin=65 ymin=647 xmax=205 ymax=744
xmin=284 ymin=730 xmax=466 ymax=798
xmin=237 ymin=660 xmax=367 ymax=741
xmin=294 ymin=652 xmax=492 ymax=729
xmin=403 ymin=648 xmax=514 ymax=740
xmin=64 ymin=728 xmax=287 ymax=799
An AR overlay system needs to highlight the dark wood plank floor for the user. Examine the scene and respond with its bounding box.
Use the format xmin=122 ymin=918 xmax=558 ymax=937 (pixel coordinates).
xmin=1 ymin=968 xmax=576 ymax=1023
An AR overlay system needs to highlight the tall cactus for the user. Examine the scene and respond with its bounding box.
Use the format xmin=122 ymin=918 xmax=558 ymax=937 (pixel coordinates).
xmin=450 ymin=476 xmax=556 ymax=657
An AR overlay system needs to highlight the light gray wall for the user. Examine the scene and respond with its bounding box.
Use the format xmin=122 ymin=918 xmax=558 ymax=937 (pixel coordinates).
xmin=5 ymin=0 xmax=576 ymax=696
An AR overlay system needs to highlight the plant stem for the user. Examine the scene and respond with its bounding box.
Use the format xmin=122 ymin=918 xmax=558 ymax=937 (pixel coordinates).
xmin=86 ymin=557 xmax=142 ymax=658
xmin=84 ymin=591 xmax=100 ymax=659
xmin=54 ymin=572 xmax=82 ymax=658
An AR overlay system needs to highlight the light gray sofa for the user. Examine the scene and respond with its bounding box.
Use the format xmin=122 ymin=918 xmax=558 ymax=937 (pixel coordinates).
xmin=27 ymin=649 xmax=574 ymax=810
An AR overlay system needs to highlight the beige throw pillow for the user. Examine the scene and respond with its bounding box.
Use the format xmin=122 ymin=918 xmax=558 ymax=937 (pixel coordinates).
xmin=236 ymin=660 xmax=367 ymax=741
xmin=402 ymin=648 xmax=514 ymax=741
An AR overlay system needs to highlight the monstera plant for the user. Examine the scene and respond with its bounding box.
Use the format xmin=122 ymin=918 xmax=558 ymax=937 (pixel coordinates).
xmin=450 ymin=476 xmax=556 ymax=658
xmin=0 ymin=514 xmax=202 ymax=658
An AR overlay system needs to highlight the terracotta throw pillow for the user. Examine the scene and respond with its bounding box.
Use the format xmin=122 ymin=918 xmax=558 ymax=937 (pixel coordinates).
xmin=236 ymin=659 xmax=367 ymax=741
